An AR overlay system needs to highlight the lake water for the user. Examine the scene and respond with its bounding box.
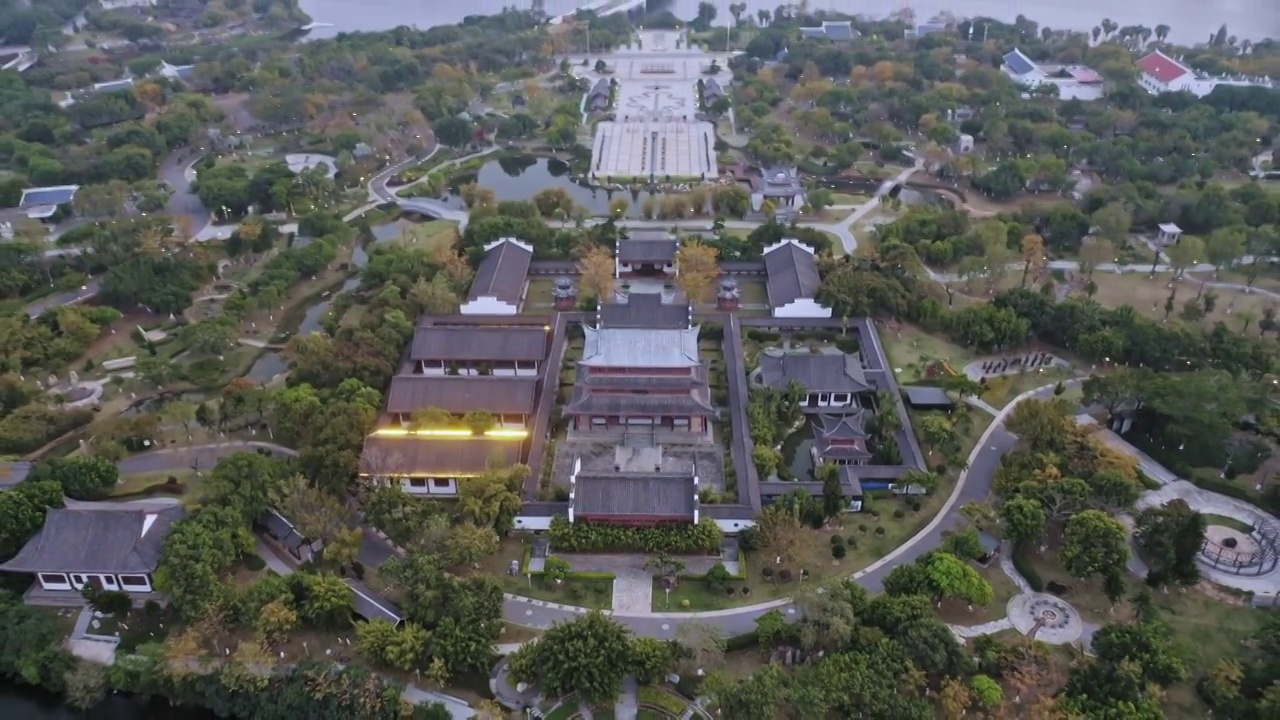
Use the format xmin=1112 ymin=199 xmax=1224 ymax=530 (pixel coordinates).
xmin=449 ymin=156 xmax=656 ymax=217
xmin=298 ymin=0 xmax=1279 ymax=45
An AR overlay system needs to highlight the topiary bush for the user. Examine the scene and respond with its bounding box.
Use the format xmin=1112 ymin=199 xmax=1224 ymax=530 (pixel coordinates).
xmin=830 ymin=535 xmax=845 ymax=547
xmin=874 ymin=527 xmax=886 ymax=537
xmin=761 ymin=566 xmax=774 ymax=580
xmin=779 ymin=568 xmax=793 ymax=582
xmin=893 ymin=509 xmax=906 ymax=519
xmin=831 ymin=544 xmax=847 ymax=559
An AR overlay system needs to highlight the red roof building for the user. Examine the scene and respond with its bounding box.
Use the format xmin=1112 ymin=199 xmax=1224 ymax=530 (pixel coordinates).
xmin=1137 ymin=51 xmax=1193 ymax=90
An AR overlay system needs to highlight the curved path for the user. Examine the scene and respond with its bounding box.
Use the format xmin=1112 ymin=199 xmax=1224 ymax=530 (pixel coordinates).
xmin=117 ymin=441 xmax=297 ymax=475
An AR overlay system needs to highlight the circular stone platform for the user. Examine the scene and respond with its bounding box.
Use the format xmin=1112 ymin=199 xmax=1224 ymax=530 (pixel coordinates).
xmin=1204 ymin=525 xmax=1260 ymax=565
xmin=1006 ymin=593 xmax=1083 ymax=645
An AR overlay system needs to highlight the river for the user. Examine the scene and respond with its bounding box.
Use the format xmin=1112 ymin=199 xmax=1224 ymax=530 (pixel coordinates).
xmin=0 ymin=681 xmax=213 ymax=719
xmin=297 ymin=0 xmax=1279 ymax=45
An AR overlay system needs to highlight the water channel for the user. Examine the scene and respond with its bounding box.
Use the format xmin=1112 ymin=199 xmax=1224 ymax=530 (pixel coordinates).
xmin=297 ymin=0 xmax=1278 ymax=45
xmin=446 ymin=155 xmax=660 ymax=218
xmin=243 ymin=220 xmax=404 ymax=383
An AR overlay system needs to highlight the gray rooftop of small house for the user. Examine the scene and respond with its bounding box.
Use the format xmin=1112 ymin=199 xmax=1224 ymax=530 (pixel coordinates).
xmin=385 ymin=374 xmax=538 ymax=416
xmin=89 ymin=78 xmax=134 ymax=94
xmin=582 ymin=325 xmax=701 ymax=368
xmin=617 ymin=238 xmax=679 ymax=263
xmin=344 ymin=578 xmax=403 ymax=625
xmin=800 ymin=21 xmax=858 ymax=41
xmin=759 ymin=351 xmax=870 ymax=394
xmin=565 ymin=386 xmax=714 ymax=417
xmin=573 ymin=474 xmax=697 ymax=517
xmin=408 ymin=325 xmax=548 ymax=363
xmin=902 ymin=385 xmax=954 ymax=407
xmin=0 ymin=504 xmax=185 ymax=575
xmin=19 ymin=185 xmax=78 ymax=208
xmin=468 ymin=239 xmax=532 ymax=305
xmin=599 ymin=292 xmax=690 ymax=329
xmin=589 ymin=78 xmax=610 ymax=99
xmin=764 ymin=240 xmax=822 ymax=308
xmin=703 ymin=78 xmax=725 ymax=99
xmin=837 ymin=466 xmax=864 ymax=495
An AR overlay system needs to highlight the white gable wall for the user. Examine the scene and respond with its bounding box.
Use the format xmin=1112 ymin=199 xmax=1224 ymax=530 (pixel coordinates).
xmin=771 ymin=297 xmax=832 ymax=318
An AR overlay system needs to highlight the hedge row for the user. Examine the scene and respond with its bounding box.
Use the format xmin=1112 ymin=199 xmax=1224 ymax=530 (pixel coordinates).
xmin=1012 ymin=541 xmax=1044 ymax=592
xmin=548 ymin=517 xmax=721 ymax=554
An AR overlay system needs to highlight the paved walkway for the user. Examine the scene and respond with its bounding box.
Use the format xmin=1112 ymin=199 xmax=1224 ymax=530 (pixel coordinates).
xmin=616 ymin=677 xmax=639 ymax=720
xmin=613 ymin=570 xmax=654 ymax=615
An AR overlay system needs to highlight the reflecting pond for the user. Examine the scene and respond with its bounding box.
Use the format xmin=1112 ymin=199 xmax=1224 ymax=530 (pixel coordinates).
xmin=780 ymin=424 xmax=816 ymax=481
xmin=447 ymin=156 xmax=659 ymax=218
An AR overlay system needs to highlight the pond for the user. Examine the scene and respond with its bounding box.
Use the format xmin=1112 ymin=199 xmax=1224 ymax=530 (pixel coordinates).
xmin=447 ymin=156 xmax=660 ymax=218
xmin=822 ymin=178 xmax=948 ymax=208
xmin=780 ymin=424 xmax=816 ymax=481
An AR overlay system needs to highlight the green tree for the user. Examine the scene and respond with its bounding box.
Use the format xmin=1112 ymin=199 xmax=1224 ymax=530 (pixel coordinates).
xmin=64 ymin=662 xmax=107 ymax=711
xmin=298 ymin=572 xmax=355 ymax=629
xmin=30 ymin=456 xmax=119 ymax=500
xmin=1061 ymin=510 xmax=1129 ymax=581
xmin=1134 ymin=499 xmax=1206 ymax=587
xmin=1000 ymin=495 xmax=1047 ymax=545
xmin=922 ymin=552 xmax=995 ymax=605
xmin=630 ymin=636 xmax=673 ymax=684
xmin=443 ymin=522 xmax=500 ymax=567
xmin=202 ymin=451 xmax=293 ymax=523
xmin=507 ymin=611 xmax=633 ymax=703
xmin=819 ymin=463 xmax=845 ymax=518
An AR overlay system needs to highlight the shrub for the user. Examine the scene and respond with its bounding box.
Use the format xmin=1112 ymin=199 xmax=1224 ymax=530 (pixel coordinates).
xmin=680 ymin=599 xmax=690 ymax=608
xmin=705 ymin=562 xmax=733 ymax=591
xmin=1012 ymin=542 xmax=1045 ymax=592
xmin=874 ymin=527 xmax=886 ymax=536
xmin=548 ymin=516 xmax=720 ymax=553
xmin=778 ymin=568 xmax=793 ymax=582
xmin=726 ymin=587 xmax=736 ymax=596
xmin=830 ymin=535 xmax=845 ymax=547
xmin=831 ymin=544 xmax=846 ymax=559
xmin=243 ymin=554 xmax=267 ymax=572
xmin=893 ymin=509 xmax=906 ymax=519
xmin=761 ymin=566 xmax=775 ymax=580
xmin=910 ymin=500 xmax=922 ymax=512
xmin=857 ymin=524 xmax=867 ymax=533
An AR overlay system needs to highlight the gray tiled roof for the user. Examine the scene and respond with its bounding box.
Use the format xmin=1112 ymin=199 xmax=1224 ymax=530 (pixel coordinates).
xmin=573 ymin=475 xmax=697 ymax=518
xmin=617 ymin=238 xmax=679 ymax=263
xmin=409 ymin=326 xmax=548 ymax=362
xmin=902 ymin=385 xmax=954 ymax=407
xmin=599 ymin=293 xmax=690 ymax=329
xmin=360 ymin=436 xmax=523 ymax=476
xmin=344 ymin=578 xmax=403 ymax=625
xmin=564 ymin=387 xmax=714 ymax=416
xmin=385 ymin=375 xmax=538 ymax=415
xmin=816 ymin=411 xmax=868 ymax=440
xmin=837 ymin=466 xmax=864 ymax=496
xmin=467 ymin=238 xmax=532 ymax=305
xmin=582 ymin=326 xmax=701 ymax=368
xmin=19 ymin=186 xmax=78 ymax=208
xmin=764 ymin=239 xmax=821 ymax=308
xmin=758 ymin=351 xmax=870 ymax=394
xmin=0 ymin=505 xmax=184 ymax=575
xmin=589 ymin=78 xmax=610 ymax=99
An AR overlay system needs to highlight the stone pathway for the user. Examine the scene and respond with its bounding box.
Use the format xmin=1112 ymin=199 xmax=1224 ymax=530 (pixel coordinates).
xmin=615 ymin=677 xmax=639 ymax=720
xmin=964 ymin=396 xmax=1000 ymax=417
xmin=613 ymin=569 xmax=655 ymax=615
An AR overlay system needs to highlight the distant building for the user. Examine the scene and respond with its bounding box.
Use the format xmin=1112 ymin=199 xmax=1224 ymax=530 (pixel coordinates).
xmin=99 ymin=0 xmax=154 ymax=9
xmin=1001 ymin=48 xmax=1104 ymax=101
xmin=459 ymin=238 xmax=533 ymax=315
xmin=586 ymin=78 xmax=611 ymax=112
xmin=598 ymin=291 xmax=690 ymax=329
xmin=1137 ymin=50 xmax=1274 ymax=97
xmin=799 ymin=21 xmax=859 ymax=42
xmin=616 ymin=232 xmax=678 ymax=279
xmin=763 ymin=238 xmax=830 ymax=318
xmin=702 ymin=78 xmax=726 ymax=105
xmin=158 ymin=60 xmax=195 ymax=84
xmin=568 ymin=460 xmax=701 ymax=526
xmin=757 ymin=166 xmax=805 ymax=210
xmin=17 ymin=185 xmax=79 ymax=220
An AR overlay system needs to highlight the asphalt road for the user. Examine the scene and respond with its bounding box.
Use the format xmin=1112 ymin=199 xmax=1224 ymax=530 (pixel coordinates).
xmin=24 ymin=280 xmax=101 ymax=319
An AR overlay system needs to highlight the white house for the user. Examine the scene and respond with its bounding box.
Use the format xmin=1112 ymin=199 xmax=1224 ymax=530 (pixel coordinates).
xmin=0 ymin=504 xmax=184 ymax=599
xmin=1137 ymin=50 xmax=1274 ymax=98
xmin=99 ymin=0 xmax=154 ymax=9
xmin=1001 ymin=48 xmax=1105 ymax=101
xmin=763 ymin=238 xmax=831 ymax=318
xmin=458 ymin=238 xmax=533 ymax=315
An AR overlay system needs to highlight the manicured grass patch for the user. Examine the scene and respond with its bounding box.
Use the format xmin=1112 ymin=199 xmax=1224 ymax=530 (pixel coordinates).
xmin=979 ymin=367 xmax=1073 ymax=409
xmin=736 ymin=279 xmax=768 ymax=306
xmin=879 ymin=323 xmax=975 ymax=383
xmin=637 ymin=710 xmax=669 ymax=720
xmin=109 ymin=469 xmax=200 ymax=498
xmin=396 ymin=219 xmax=458 ymax=249
xmin=524 ymin=277 xmax=556 ymax=311
xmin=1203 ymin=513 xmax=1256 ymax=533
xmin=1085 ymin=272 xmax=1273 ymax=331
xmin=503 ymin=574 xmax=613 ymax=610
xmin=543 ymin=699 xmax=579 ymax=720
xmin=638 ymin=686 xmax=689 ymax=716
xmin=830 ymin=192 xmax=868 ymax=205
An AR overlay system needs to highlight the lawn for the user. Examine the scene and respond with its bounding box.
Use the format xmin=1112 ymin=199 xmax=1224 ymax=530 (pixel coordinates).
xmin=737 ymin=279 xmax=768 ymax=306
xmin=524 ymin=277 xmax=556 ymax=312
xmin=395 ymin=219 xmax=459 ymax=250
xmin=504 ymin=573 xmax=613 ymax=610
xmin=1084 ymin=271 xmax=1271 ymax=332
xmin=1203 ymin=513 xmax=1256 ymax=533
xmin=829 ymin=192 xmax=868 ymax=205
xmin=879 ymin=322 xmax=975 ymax=383
xmin=652 ymin=492 xmax=951 ymax=612
xmin=110 ymin=469 xmax=201 ymax=499
xmin=979 ymin=367 xmax=1074 ymax=409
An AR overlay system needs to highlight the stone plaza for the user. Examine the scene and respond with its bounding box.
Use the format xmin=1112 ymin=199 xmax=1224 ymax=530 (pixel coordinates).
xmin=585 ymin=29 xmax=723 ymax=181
